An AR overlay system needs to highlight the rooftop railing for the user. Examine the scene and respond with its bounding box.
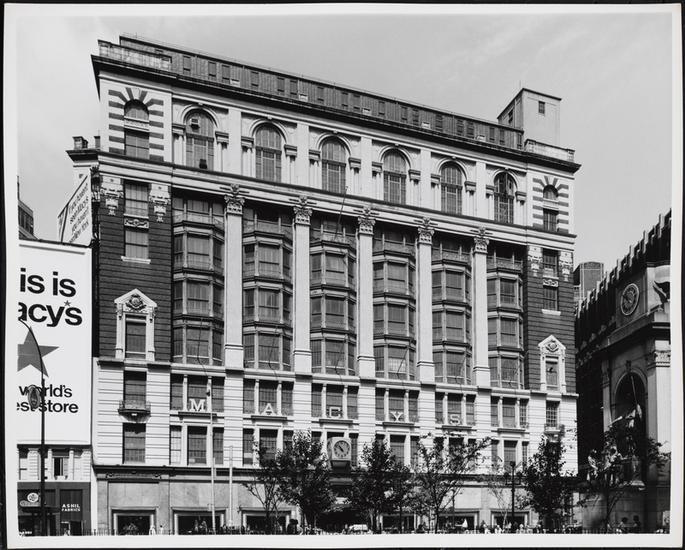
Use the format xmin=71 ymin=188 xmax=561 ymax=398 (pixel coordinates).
xmin=99 ymin=41 xmax=171 ymax=71
xmin=524 ymin=139 xmax=575 ymax=162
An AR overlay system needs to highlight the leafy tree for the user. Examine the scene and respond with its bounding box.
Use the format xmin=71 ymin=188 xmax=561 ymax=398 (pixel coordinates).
xmin=522 ymin=436 xmax=574 ymax=530
xmin=275 ymin=430 xmax=335 ymax=532
xmin=578 ymin=423 xmax=668 ymax=531
xmin=347 ymin=439 xmax=400 ymax=532
xmin=412 ymin=435 xmax=489 ymax=533
xmin=241 ymin=447 xmax=283 ymax=534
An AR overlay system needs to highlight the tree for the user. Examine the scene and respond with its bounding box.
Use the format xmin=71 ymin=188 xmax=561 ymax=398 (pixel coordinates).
xmin=412 ymin=435 xmax=490 ymax=533
xmin=274 ymin=430 xmax=335 ymax=532
xmin=480 ymin=459 xmax=527 ymax=528
xmin=347 ymin=439 xmax=400 ymax=532
xmin=241 ymin=447 xmax=283 ymax=534
xmin=578 ymin=423 xmax=668 ymax=531
xmin=522 ymin=435 xmax=574 ymax=530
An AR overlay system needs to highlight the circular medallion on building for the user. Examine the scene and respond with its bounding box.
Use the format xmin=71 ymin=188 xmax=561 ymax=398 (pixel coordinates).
xmin=620 ymin=283 xmax=640 ymax=316
xmin=26 ymin=492 xmax=39 ymax=504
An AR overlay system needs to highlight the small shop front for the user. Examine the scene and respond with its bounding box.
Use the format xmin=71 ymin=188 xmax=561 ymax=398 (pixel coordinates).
xmin=17 ymin=482 xmax=90 ymax=536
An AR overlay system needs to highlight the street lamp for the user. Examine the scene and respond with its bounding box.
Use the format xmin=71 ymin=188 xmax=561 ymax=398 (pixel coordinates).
xmin=509 ymin=460 xmax=516 ymax=529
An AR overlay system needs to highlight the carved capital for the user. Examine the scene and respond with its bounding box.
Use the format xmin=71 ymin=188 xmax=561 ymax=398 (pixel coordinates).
xmin=559 ymin=251 xmax=573 ymax=281
xmin=293 ymin=195 xmax=313 ymax=225
xmin=528 ymin=245 xmax=542 ymax=272
xmin=472 ymin=227 xmax=490 ymax=254
xmin=224 ymin=184 xmax=245 ymax=216
xmin=100 ymin=176 xmax=123 ymax=215
xmin=357 ymin=205 xmax=376 ymax=235
xmin=417 ymin=217 xmax=435 ymax=245
xmin=652 ymin=350 xmax=671 ymax=366
xmin=149 ymin=184 xmax=170 ymax=222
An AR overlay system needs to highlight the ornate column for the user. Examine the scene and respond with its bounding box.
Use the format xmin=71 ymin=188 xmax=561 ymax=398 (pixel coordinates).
xmin=292 ymin=196 xmax=312 ymax=374
xmin=224 ymin=185 xmax=245 ymax=368
xmin=472 ymin=227 xmax=491 ymax=387
xmin=416 ymin=218 xmax=435 ymax=384
xmin=356 ymin=206 xmax=376 ymax=378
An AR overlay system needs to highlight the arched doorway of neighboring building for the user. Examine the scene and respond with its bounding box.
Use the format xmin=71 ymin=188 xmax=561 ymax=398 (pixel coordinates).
xmin=613 ymin=372 xmax=647 ymax=478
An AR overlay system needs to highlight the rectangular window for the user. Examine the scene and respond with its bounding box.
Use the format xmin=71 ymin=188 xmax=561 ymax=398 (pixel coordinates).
xmin=123 ymin=423 xmax=146 ymax=463
xmin=546 ymin=401 xmax=559 ymax=428
xmin=500 ymin=318 xmax=517 ymax=346
xmin=538 ymin=101 xmax=546 ymax=115
xmin=325 ymin=254 xmax=346 ymax=283
xmin=373 ymin=304 xmax=384 ymax=334
xmin=326 ymin=387 xmax=344 ymax=418
xmin=501 ymin=358 xmax=520 ymax=388
xmin=170 ymin=375 xmax=183 ymax=410
xmin=388 ymin=390 xmax=404 ymax=421
xmin=243 ymin=429 xmax=254 ymax=465
xmin=504 ymin=441 xmax=517 ymax=470
xmin=208 ymin=61 xmax=216 ymax=78
xmin=387 ymin=346 xmax=408 ymax=379
xmin=186 ymin=327 xmax=209 ymax=364
xmin=390 ymin=435 xmax=405 ymax=464
xmin=125 ymin=228 xmax=148 ymax=259
xmin=435 ymin=394 xmax=444 ymax=423
xmin=124 ymin=183 xmax=148 ymax=217
xmin=187 ymin=235 xmax=211 ymax=269
xmin=520 ymin=401 xmax=528 ymax=427
xmin=465 ymin=398 xmax=475 ymax=425
xmin=546 ymin=359 xmax=559 ymax=389
xmin=169 ymin=426 xmax=181 ymax=464
xmin=211 ymin=378 xmax=224 ymax=412
xmin=258 ymin=244 xmax=281 ymax=277
xmin=258 ymin=381 xmax=278 ymax=413
xmin=491 ymin=440 xmax=499 ymax=466
xmin=522 ymin=442 xmax=529 ymax=465
xmin=186 ymin=281 xmax=210 ymax=314
xmin=487 ymin=279 xmax=497 ymax=307
xmin=408 ymin=393 xmax=418 ymax=422
xmin=347 ymin=388 xmax=358 ymax=419
xmin=187 ymin=426 xmax=207 ymax=464
xmin=542 ymin=250 xmax=558 ymax=275
xmin=243 ymin=334 xmax=255 ymax=367
xmin=213 ymin=428 xmax=224 ymax=465
xmin=490 ymin=399 xmax=499 ymax=427
xmin=123 ymin=371 xmax=146 ymax=405
xmin=243 ymin=379 xmax=255 ymax=414
xmin=445 ymin=351 xmax=463 ymax=384
xmin=282 ymin=383 xmax=293 ymax=416
xmin=325 ymin=297 xmax=346 ymax=328
xmin=325 ymin=340 xmax=345 ymax=373
xmin=350 ymin=434 xmax=358 ymax=468
xmin=488 ymin=318 xmax=497 ymax=346
xmin=311 ymin=340 xmax=322 ymax=371
xmin=374 ymin=346 xmax=385 ymax=378
xmin=125 ymin=320 xmax=146 ymax=358
xmin=543 ymin=209 xmax=558 ymax=232
xmin=387 ymin=262 xmax=407 ymax=292
xmin=187 ymin=376 xmax=207 ymax=410
xmin=125 ymin=131 xmax=149 ymax=159
xmin=502 ymin=399 xmax=516 ymax=427
xmin=258 ymin=289 xmax=280 ymax=321
xmin=311 ymin=384 xmax=322 ymax=417
xmin=543 ymin=285 xmax=558 ymax=310
xmin=244 ymin=244 xmax=255 ymax=275
xmin=311 ymin=253 xmax=322 ymax=283
xmin=259 ymin=430 xmax=278 ymax=462
xmin=445 ymin=271 xmax=463 ymax=299
xmin=445 ymin=311 xmax=463 ymax=341
xmin=387 ymin=304 xmax=407 ymax=335
xmin=243 ymin=289 xmax=255 ymax=320
xmin=375 ymin=391 xmax=385 ymax=421
xmin=432 ymin=271 xmax=442 ymax=300
xmin=500 ymin=279 xmax=516 ymax=305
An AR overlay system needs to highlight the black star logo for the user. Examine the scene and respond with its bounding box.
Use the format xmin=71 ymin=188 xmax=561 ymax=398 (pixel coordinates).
xmin=17 ymin=332 xmax=58 ymax=377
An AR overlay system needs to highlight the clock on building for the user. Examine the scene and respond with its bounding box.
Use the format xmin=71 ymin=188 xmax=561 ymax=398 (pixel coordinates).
xmin=620 ymin=283 xmax=640 ymax=316
xmin=327 ymin=437 xmax=352 ymax=463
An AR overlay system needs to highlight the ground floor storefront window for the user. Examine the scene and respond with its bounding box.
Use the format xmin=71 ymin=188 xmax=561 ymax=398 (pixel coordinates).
xmin=174 ymin=511 xmax=224 ymax=534
xmin=113 ymin=511 xmax=155 ymax=535
xmin=491 ymin=512 xmax=528 ymax=529
xmin=435 ymin=512 xmax=479 ymax=532
xmin=241 ymin=511 xmax=288 ymax=534
xmin=381 ymin=514 xmax=415 ymax=533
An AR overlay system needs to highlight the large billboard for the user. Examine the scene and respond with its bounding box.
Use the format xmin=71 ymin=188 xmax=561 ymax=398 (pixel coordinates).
xmin=15 ymin=241 xmax=92 ymax=445
xmin=57 ymin=169 xmax=92 ymax=245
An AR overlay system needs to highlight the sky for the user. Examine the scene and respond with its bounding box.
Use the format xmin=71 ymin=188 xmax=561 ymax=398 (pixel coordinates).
xmin=5 ymin=4 xmax=680 ymax=269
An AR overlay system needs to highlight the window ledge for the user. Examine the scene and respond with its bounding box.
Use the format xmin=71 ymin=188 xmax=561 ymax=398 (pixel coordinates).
xmin=250 ymin=414 xmax=288 ymax=422
xmin=495 ymin=426 xmax=527 ymax=433
xmin=317 ymin=417 xmax=354 ymax=425
xmin=441 ymin=424 xmax=474 ymax=431
xmin=542 ymin=309 xmax=561 ymax=316
xmin=121 ymin=256 xmax=151 ymax=264
xmin=382 ymin=420 xmax=416 ymax=428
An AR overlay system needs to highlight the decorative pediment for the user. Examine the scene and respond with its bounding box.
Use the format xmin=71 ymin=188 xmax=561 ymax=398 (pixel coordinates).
xmin=538 ymin=335 xmax=566 ymax=356
xmin=115 ymin=289 xmax=158 ymax=317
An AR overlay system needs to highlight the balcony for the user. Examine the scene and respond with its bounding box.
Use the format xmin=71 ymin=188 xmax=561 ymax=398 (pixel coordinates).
xmin=374 ymin=241 xmax=414 ymax=255
xmin=98 ymin=40 xmax=171 ymax=71
xmin=172 ymin=211 xmax=224 ymax=229
xmin=432 ymin=250 xmax=471 ymax=264
xmin=312 ymin=231 xmax=355 ymax=247
xmin=487 ymin=257 xmax=523 ymax=272
xmin=525 ymin=140 xmax=575 ymax=163
xmin=118 ymin=399 xmax=151 ymax=415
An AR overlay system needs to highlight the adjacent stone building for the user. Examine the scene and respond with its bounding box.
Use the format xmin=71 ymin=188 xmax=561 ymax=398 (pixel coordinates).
xmin=66 ymin=34 xmax=581 ymax=533
xmin=576 ymin=211 xmax=671 ymax=531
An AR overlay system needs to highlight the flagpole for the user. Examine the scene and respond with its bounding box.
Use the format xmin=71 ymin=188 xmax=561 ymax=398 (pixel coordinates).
xmin=18 ymin=320 xmax=47 ymax=536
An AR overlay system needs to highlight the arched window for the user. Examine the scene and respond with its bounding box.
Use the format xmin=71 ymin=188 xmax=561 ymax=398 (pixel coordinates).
xmin=440 ymin=163 xmax=464 ymax=215
xmin=124 ymin=101 xmax=149 ymax=121
xmin=493 ymin=173 xmax=516 ymax=224
xmin=185 ymin=111 xmax=215 ymax=170
xmin=383 ymin=151 xmax=407 ymax=205
xmin=255 ymin=125 xmax=282 ymax=182
xmin=543 ymin=185 xmax=558 ymax=200
xmin=124 ymin=101 xmax=149 ymax=159
xmin=321 ymin=139 xmax=346 ymax=193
